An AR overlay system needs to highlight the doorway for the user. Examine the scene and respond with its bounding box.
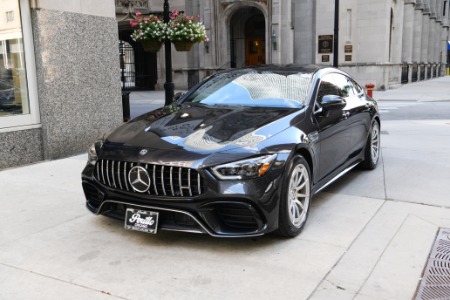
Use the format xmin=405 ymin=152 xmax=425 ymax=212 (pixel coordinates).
xmin=230 ymin=7 xmax=266 ymax=67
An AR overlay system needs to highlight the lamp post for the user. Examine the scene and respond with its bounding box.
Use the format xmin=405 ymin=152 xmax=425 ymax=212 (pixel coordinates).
xmin=163 ymin=0 xmax=174 ymax=106
xmin=333 ymin=0 xmax=339 ymax=68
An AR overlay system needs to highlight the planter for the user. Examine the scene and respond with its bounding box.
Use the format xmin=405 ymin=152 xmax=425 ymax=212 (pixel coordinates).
xmin=142 ymin=39 xmax=163 ymax=52
xmin=173 ymin=41 xmax=195 ymax=52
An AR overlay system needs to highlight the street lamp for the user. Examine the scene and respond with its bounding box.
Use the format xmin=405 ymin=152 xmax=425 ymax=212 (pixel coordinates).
xmin=163 ymin=0 xmax=174 ymax=106
xmin=333 ymin=0 xmax=339 ymax=68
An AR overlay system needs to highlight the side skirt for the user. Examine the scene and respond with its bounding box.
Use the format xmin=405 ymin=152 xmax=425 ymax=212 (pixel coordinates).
xmin=313 ymin=161 xmax=361 ymax=195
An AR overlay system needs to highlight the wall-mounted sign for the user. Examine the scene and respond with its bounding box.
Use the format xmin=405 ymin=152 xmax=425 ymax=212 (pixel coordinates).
xmin=345 ymin=55 xmax=352 ymax=62
xmin=318 ymin=35 xmax=333 ymax=54
xmin=322 ymin=55 xmax=330 ymax=62
xmin=344 ymin=45 xmax=353 ymax=53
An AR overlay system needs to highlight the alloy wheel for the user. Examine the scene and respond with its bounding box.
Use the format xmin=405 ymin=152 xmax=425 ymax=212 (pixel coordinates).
xmin=288 ymin=164 xmax=311 ymax=228
xmin=371 ymin=123 xmax=380 ymax=164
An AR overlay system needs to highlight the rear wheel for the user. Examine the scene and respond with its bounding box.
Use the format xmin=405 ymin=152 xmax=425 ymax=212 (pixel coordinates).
xmin=360 ymin=120 xmax=381 ymax=170
xmin=276 ymin=155 xmax=311 ymax=238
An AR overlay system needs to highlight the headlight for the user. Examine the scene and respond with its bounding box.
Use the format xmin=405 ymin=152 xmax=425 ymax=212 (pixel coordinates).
xmin=87 ymin=141 xmax=102 ymax=165
xmin=211 ymin=154 xmax=277 ymax=180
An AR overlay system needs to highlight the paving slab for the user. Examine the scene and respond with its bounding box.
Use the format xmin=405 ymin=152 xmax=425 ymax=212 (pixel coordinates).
xmin=309 ymin=200 xmax=450 ymax=300
xmin=381 ymin=120 xmax=450 ymax=207
xmin=0 ymin=264 xmax=117 ymax=300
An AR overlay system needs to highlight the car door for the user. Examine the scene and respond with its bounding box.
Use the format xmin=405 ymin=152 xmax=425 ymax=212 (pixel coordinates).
xmin=332 ymin=74 xmax=372 ymax=159
xmin=313 ymin=73 xmax=353 ymax=182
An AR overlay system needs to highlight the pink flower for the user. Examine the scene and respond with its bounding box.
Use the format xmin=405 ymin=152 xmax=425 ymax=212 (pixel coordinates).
xmin=136 ymin=11 xmax=142 ymax=16
xmin=171 ymin=10 xmax=179 ymax=20
xmin=130 ymin=20 xmax=139 ymax=27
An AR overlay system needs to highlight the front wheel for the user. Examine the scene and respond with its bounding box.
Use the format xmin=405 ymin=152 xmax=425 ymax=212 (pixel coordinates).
xmin=360 ymin=120 xmax=381 ymax=170
xmin=276 ymin=155 xmax=312 ymax=238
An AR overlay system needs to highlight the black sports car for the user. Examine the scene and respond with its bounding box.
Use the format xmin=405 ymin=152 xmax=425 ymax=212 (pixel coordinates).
xmin=82 ymin=65 xmax=380 ymax=238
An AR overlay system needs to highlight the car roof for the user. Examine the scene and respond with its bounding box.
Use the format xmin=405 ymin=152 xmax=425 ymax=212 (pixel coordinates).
xmin=215 ymin=64 xmax=339 ymax=76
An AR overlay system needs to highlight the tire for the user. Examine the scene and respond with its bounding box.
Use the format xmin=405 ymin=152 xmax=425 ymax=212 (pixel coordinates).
xmin=360 ymin=120 xmax=381 ymax=170
xmin=276 ymin=155 xmax=312 ymax=238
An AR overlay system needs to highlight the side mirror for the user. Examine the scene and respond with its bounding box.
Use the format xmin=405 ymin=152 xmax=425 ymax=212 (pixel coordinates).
xmin=173 ymin=92 xmax=186 ymax=101
xmin=320 ymin=95 xmax=346 ymax=111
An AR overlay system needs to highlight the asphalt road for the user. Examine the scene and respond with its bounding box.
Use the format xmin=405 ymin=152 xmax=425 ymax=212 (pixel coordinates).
xmin=379 ymin=100 xmax=450 ymax=120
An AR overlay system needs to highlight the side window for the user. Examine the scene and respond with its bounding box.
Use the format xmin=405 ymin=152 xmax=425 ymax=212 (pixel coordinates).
xmin=317 ymin=74 xmax=340 ymax=103
xmin=351 ymin=79 xmax=365 ymax=97
xmin=332 ymin=73 xmax=356 ymax=98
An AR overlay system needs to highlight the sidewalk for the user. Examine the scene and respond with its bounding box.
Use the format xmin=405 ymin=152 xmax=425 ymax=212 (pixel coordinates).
xmin=373 ymin=76 xmax=450 ymax=102
xmin=0 ymin=77 xmax=449 ymax=299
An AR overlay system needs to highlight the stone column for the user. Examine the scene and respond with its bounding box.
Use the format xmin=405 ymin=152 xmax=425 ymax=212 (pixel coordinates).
xmin=413 ymin=2 xmax=424 ymax=63
xmin=294 ymin=0 xmax=316 ymax=64
xmin=279 ymin=0 xmax=294 ymax=64
xmin=442 ymin=14 xmax=450 ymax=75
xmin=392 ymin=1 xmax=405 ymax=64
xmin=402 ymin=1 xmax=416 ymax=64
xmin=421 ymin=4 xmax=430 ymax=65
xmin=428 ymin=0 xmax=437 ymax=65
xmin=435 ymin=21 xmax=442 ymax=63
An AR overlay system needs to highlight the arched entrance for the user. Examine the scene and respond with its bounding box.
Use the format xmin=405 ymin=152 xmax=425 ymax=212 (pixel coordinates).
xmin=230 ymin=7 xmax=266 ymax=68
xmin=118 ymin=28 xmax=158 ymax=90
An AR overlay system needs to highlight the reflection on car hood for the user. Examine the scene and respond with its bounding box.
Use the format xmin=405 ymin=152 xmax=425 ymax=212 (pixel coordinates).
xmin=105 ymin=103 xmax=301 ymax=154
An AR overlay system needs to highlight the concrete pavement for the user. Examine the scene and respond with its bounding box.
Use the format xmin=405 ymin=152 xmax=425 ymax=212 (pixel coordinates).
xmin=1 ymin=77 xmax=450 ymax=299
xmin=373 ymin=76 xmax=450 ymax=102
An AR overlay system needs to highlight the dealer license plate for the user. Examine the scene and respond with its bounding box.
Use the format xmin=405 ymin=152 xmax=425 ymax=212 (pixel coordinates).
xmin=124 ymin=208 xmax=159 ymax=234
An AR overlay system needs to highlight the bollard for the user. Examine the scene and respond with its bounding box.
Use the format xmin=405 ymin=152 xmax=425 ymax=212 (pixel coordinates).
xmin=122 ymin=91 xmax=131 ymax=122
xmin=365 ymin=83 xmax=375 ymax=98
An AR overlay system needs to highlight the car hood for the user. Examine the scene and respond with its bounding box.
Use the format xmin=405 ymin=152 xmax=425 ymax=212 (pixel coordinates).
xmin=102 ymin=103 xmax=303 ymax=166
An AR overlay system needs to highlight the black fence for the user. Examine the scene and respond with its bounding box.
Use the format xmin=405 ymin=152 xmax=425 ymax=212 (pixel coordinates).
xmin=420 ymin=65 xmax=425 ymax=81
xmin=119 ymin=30 xmax=158 ymax=91
xmin=401 ymin=64 xmax=409 ymax=84
xmin=427 ymin=65 xmax=432 ymax=79
xmin=412 ymin=64 xmax=418 ymax=82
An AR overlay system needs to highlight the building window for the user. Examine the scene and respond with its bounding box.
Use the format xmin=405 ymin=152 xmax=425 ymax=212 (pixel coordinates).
xmin=0 ymin=0 xmax=39 ymax=131
xmin=444 ymin=1 xmax=448 ymax=16
xmin=6 ymin=11 xmax=14 ymax=22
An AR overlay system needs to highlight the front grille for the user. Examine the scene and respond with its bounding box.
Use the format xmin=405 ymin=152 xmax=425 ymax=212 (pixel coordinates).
xmin=94 ymin=160 xmax=204 ymax=197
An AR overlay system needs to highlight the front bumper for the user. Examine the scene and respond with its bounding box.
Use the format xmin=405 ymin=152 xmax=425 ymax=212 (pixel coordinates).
xmin=81 ymin=159 xmax=286 ymax=237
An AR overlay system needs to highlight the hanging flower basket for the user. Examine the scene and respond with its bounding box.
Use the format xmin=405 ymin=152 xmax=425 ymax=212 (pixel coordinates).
xmin=142 ymin=39 xmax=163 ymax=52
xmin=167 ymin=12 xmax=208 ymax=52
xmin=130 ymin=13 xmax=166 ymax=52
xmin=172 ymin=41 xmax=195 ymax=52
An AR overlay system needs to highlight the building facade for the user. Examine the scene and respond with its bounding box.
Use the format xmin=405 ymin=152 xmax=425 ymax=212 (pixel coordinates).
xmin=116 ymin=0 xmax=450 ymax=90
xmin=1 ymin=0 xmax=448 ymax=169
xmin=1 ymin=0 xmax=122 ymax=169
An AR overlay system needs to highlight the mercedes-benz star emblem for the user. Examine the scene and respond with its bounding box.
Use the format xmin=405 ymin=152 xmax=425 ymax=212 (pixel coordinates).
xmin=128 ymin=166 xmax=151 ymax=193
xmin=139 ymin=149 xmax=148 ymax=156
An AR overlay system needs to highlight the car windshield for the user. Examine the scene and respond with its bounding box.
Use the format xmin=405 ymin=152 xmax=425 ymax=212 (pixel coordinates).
xmin=183 ymin=70 xmax=312 ymax=108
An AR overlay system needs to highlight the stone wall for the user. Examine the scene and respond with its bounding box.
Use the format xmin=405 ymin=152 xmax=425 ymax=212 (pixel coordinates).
xmin=32 ymin=8 xmax=123 ymax=160
xmin=0 ymin=0 xmax=122 ymax=170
